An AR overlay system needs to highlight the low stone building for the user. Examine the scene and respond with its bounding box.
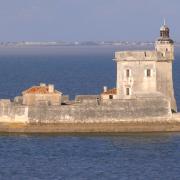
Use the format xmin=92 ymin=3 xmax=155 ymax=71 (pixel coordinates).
xmin=101 ymin=87 xmax=117 ymax=100
xmin=22 ymin=83 xmax=62 ymax=106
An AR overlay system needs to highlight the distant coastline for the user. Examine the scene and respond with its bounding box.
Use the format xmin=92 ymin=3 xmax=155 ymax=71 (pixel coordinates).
xmin=0 ymin=41 xmax=154 ymax=47
xmin=1 ymin=41 xmax=180 ymax=50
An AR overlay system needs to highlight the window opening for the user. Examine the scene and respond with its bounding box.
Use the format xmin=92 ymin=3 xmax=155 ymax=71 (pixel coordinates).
xmin=126 ymin=88 xmax=130 ymax=96
xmin=146 ymin=69 xmax=151 ymax=77
xmin=126 ymin=69 xmax=130 ymax=78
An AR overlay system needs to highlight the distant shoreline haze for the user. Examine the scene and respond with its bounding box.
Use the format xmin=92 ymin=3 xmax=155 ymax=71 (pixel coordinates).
xmin=1 ymin=44 xmax=180 ymax=57
xmin=0 ymin=41 xmax=179 ymax=50
xmin=0 ymin=44 xmax=155 ymax=56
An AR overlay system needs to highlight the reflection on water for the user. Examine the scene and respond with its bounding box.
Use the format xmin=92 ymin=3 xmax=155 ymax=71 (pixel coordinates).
xmin=111 ymin=133 xmax=177 ymax=146
xmin=1 ymin=133 xmax=180 ymax=179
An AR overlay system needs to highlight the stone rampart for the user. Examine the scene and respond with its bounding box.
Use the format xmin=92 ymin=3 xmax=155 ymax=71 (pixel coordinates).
xmin=0 ymin=95 xmax=171 ymax=124
xmin=0 ymin=100 xmax=28 ymax=123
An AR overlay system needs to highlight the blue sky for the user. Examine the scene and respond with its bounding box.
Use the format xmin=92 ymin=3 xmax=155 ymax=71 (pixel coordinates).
xmin=0 ymin=0 xmax=179 ymax=42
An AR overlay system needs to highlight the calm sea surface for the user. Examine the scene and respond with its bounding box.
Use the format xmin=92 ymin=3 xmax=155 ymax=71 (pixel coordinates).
xmin=0 ymin=46 xmax=180 ymax=179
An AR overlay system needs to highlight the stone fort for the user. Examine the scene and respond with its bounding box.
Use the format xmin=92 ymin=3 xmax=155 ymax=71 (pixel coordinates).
xmin=0 ymin=22 xmax=178 ymax=124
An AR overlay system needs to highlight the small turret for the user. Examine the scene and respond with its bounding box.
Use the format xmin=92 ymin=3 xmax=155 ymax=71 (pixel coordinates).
xmin=155 ymin=19 xmax=174 ymax=60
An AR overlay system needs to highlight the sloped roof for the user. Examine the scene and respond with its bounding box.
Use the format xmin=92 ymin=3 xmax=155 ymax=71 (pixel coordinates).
xmin=102 ymin=88 xmax=117 ymax=95
xmin=22 ymin=86 xmax=62 ymax=95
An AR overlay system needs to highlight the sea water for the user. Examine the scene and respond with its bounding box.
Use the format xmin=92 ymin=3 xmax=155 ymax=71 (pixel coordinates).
xmin=0 ymin=46 xmax=180 ymax=179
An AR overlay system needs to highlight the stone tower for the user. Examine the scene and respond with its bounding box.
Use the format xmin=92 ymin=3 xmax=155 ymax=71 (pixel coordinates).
xmin=155 ymin=21 xmax=177 ymax=112
xmin=155 ymin=20 xmax=174 ymax=59
xmin=114 ymin=21 xmax=177 ymax=112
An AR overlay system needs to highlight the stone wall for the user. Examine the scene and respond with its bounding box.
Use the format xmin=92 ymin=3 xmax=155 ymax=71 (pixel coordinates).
xmin=0 ymin=94 xmax=172 ymax=124
xmin=75 ymin=95 xmax=100 ymax=105
xmin=0 ymin=100 xmax=28 ymax=123
xmin=156 ymin=61 xmax=177 ymax=112
xmin=22 ymin=93 xmax=61 ymax=106
xmin=116 ymin=60 xmax=157 ymax=98
xmin=27 ymin=96 xmax=171 ymax=123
